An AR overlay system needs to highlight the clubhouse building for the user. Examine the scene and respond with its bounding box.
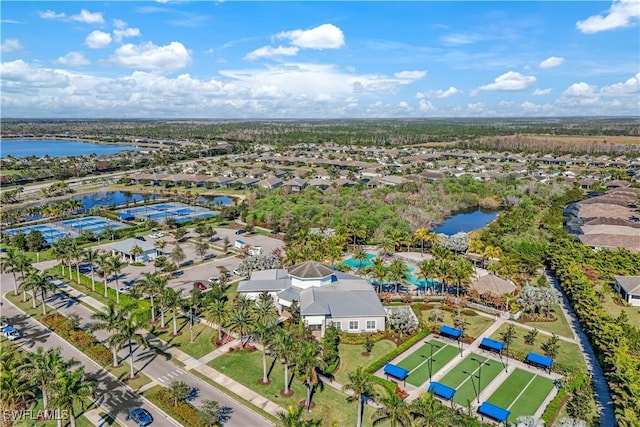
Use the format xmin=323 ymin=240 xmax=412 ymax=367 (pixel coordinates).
xmin=237 ymin=260 xmax=386 ymax=337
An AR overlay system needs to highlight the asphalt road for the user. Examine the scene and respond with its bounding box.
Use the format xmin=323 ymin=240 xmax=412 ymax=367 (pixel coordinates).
xmin=1 ymin=273 xmax=272 ymax=427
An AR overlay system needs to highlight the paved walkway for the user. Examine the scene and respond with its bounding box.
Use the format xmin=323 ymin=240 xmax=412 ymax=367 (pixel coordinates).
xmin=39 ymin=264 xmax=286 ymax=419
xmin=545 ymin=270 xmax=616 ymax=427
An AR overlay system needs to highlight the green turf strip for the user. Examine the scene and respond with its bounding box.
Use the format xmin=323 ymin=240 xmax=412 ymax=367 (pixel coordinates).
xmin=399 ymin=342 xmax=460 ymax=387
xmin=437 ymin=354 xmax=504 ymax=407
xmin=505 ymin=375 xmax=555 ymax=423
xmin=486 ymin=368 xmax=535 ymax=408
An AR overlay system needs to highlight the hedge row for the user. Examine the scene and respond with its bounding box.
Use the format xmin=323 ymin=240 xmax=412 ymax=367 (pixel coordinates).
xmin=365 ymin=327 xmax=432 ymax=375
xmin=150 ymin=388 xmax=207 ymax=427
xmin=41 ymin=313 xmax=112 ymax=366
xmin=337 ymin=331 xmax=386 ymax=345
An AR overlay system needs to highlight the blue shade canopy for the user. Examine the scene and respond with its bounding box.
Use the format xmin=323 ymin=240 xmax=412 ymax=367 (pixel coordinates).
xmin=428 ymin=382 xmax=456 ymax=400
xmin=383 ymin=364 xmax=409 ymax=380
xmin=478 ymin=402 xmax=510 ymax=422
xmin=440 ymin=325 xmax=462 ymax=339
xmin=480 ymin=337 xmax=505 ymax=352
xmin=526 ymin=352 xmax=553 ymax=368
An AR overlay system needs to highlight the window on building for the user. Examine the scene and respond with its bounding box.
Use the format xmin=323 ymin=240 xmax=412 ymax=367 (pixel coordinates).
xmin=366 ymin=320 xmax=376 ymax=330
xmin=331 ymin=321 xmax=342 ymax=329
xmin=349 ymin=320 xmax=359 ymax=330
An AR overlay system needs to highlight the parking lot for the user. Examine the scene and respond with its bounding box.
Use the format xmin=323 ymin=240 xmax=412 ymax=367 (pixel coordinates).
xmin=91 ymin=227 xmax=285 ymax=295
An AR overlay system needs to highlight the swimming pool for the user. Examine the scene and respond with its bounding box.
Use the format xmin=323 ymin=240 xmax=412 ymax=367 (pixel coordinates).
xmin=340 ymin=252 xmax=376 ymax=268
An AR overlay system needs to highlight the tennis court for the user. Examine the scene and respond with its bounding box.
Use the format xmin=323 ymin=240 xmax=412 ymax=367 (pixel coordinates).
xmin=437 ymin=353 xmax=504 ymax=407
xmin=396 ymin=340 xmax=461 ymax=387
xmin=60 ymin=216 xmax=127 ymax=234
xmin=5 ymin=223 xmax=70 ymax=245
xmin=485 ymin=368 xmax=555 ymax=423
xmin=118 ymin=202 xmax=215 ymax=223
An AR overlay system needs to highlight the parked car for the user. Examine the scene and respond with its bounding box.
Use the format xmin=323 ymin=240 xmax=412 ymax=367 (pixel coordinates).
xmin=208 ymin=276 xmax=219 ymax=283
xmin=235 ymin=229 xmax=246 ymax=235
xmin=0 ymin=317 xmax=10 ymax=331
xmin=3 ymin=326 xmax=21 ymax=341
xmin=209 ymin=236 xmax=221 ymax=242
xmin=193 ymin=281 xmax=207 ymax=291
xmin=134 ymin=235 xmax=146 ymax=241
xmin=149 ymin=232 xmax=165 ymax=239
xmin=128 ymin=408 xmax=153 ymax=426
xmin=179 ymin=260 xmax=194 ymax=268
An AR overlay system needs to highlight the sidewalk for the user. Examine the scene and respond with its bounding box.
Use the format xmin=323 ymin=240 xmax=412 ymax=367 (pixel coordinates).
xmin=47 ymin=274 xmax=286 ymax=418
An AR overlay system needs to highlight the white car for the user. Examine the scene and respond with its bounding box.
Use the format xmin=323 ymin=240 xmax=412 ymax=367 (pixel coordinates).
xmin=208 ymin=276 xmax=219 ymax=283
xmin=149 ymin=232 xmax=165 ymax=239
xmin=3 ymin=326 xmax=21 ymax=341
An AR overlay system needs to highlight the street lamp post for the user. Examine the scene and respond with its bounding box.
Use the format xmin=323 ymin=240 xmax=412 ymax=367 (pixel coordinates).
xmin=471 ymin=357 xmax=485 ymax=404
xmin=425 ymin=342 xmax=440 ymax=382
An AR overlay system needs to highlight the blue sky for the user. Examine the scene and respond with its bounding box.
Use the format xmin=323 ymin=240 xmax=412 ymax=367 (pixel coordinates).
xmin=1 ymin=1 xmax=639 ymax=118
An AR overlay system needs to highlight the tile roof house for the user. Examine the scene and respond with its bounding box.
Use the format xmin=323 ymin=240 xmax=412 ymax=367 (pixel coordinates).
xmin=614 ymin=276 xmax=640 ymax=306
xmin=237 ymin=261 xmax=386 ymax=336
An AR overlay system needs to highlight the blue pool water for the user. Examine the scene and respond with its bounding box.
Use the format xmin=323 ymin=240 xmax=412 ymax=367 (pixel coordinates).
xmin=196 ymin=195 xmax=234 ymax=206
xmin=433 ymin=209 xmax=498 ymax=235
xmin=340 ymin=253 xmax=376 ymax=268
xmin=0 ymin=139 xmax=141 ymax=158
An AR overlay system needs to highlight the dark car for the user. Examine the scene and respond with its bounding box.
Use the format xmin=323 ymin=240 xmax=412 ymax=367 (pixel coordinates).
xmin=193 ymin=281 xmax=207 ymax=291
xmin=134 ymin=235 xmax=146 ymax=241
xmin=235 ymin=229 xmax=246 ymax=235
xmin=129 ymin=408 xmax=153 ymax=426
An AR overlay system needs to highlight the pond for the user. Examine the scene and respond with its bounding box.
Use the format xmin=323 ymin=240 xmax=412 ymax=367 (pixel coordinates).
xmin=433 ymin=208 xmax=498 ymax=235
xmin=195 ymin=195 xmax=234 ymax=206
xmin=72 ymin=191 xmax=159 ymax=210
xmin=0 ymin=139 xmax=141 ymax=158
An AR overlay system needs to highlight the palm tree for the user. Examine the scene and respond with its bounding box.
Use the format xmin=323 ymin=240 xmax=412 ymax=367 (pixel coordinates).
xmin=370 ymin=258 xmax=389 ymax=293
xmin=171 ymin=244 xmax=186 ymax=266
xmin=68 ymin=241 xmax=84 ymax=284
xmin=0 ymin=353 xmax=33 ymax=410
xmin=351 ymin=247 xmax=369 ymax=270
xmin=112 ymin=316 xmax=146 ymax=379
xmin=414 ymin=228 xmax=430 ymax=255
xmin=136 ymin=272 xmax=166 ymax=323
xmin=1 ymin=247 xmax=30 ymax=295
xmin=270 ymin=328 xmax=296 ymax=396
xmin=376 ymin=236 xmax=396 ymax=260
xmin=95 ymin=252 xmax=111 ymax=298
xmin=206 ymin=298 xmax=228 ymax=343
xmin=428 ymin=311 xmax=444 ymax=331
xmin=452 ymin=257 xmax=475 ymax=302
xmin=51 ymin=367 xmax=95 ymax=427
xmin=371 ymin=389 xmax=411 ymax=427
xmin=167 ymin=380 xmax=191 ymax=407
xmin=105 ymin=256 xmax=125 ymax=304
xmin=82 ymin=248 xmax=100 ymax=292
xmin=436 ymin=258 xmax=454 ymax=295
xmin=253 ymin=293 xmax=279 ymax=384
xmin=226 ymin=307 xmax=254 ymax=347
xmin=194 ymin=238 xmax=210 ymax=261
xmin=51 ymin=238 xmax=72 ymax=279
xmin=30 ymin=347 xmax=67 ymax=410
xmin=342 ymin=366 xmax=377 ymax=427
xmin=409 ymin=393 xmax=447 ymax=427
xmin=24 ymin=270 xmax=55 ymax=315
xmin=345 ymin=220 xmax=367 ymax=249
xmin=294 ymin=339 xmax=328 ymax=411
xmin=166 ymin=288 xmax=183 ymax=336
xmin=276 ymin=405 xmax=321 ymax=427
xmin=90 ymin=302 xmax=130 ymax=368
xmin=417 ymin=259 xmax=437 ymax=292
xmin=388 ymin=258 xmax=409 ymax=294
xmin=130 ymin=244 xmax=144 ymax=262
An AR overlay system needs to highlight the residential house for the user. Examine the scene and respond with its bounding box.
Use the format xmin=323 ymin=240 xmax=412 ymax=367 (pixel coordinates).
xmin=613 ymin=276 xmax=640 ymax=306
xmin=237 ymin=261 xmax=386 ymax=336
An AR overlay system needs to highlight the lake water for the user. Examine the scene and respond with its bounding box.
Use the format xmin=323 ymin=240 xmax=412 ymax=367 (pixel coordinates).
xmin=433 ymin=208 xmax=498 ymax=235
xmin=73 ymin=191 xmax=158 ymax=210
xmin=196 ymin=195 xmax=234 ymax=206
xmin=0 ymin=139 xmax=141 ymax=158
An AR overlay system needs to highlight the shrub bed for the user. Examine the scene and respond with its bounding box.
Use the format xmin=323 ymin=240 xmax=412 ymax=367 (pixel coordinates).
xmin=41 ymin=313 xmax=112 ymax=366
xmin=151 ymin=388 xmax=206 ymax=427
xmin=337 ymin=331 xmax=386 ymax=345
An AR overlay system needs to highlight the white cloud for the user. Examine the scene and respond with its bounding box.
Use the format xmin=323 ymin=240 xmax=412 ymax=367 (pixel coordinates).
xmin=393 ymin=70 xmax=427 ymax=81
xmin=539 ymin=56 xmax=565 ymax=69
xmin=0 ymin=60 xmax=70 ymax=92
xmin=1 ymin=38 xmax=24 ymax=54
xmin=55 ymin=52 xmax=90 ymax=67
xmin=478 ymin=71 xmax=536 ymax=91
xmin=397 ymin=101 xmax=412 ymax=111
xmin=440 ymin=33 xmax=482 ymax=45
xmin=113 ymin=27 xmax=141 ymax=43
xmin=416 ymin=87 xmax=459 ymax=99
xmin=39 ymin=10 xmax=66 ymax=20
xmin=70 ymin=9 xmax=105 ymax=25
xmin=113 ymin=19 xmax=127 ymax=29
xmin=276 ymin=23 xmax=345 ymax=49
xmin=418 ymin=99 xmax=436 ymax=112
xmin=111 ymin=41 xmax=191 ymax=72
xmin=85 ymin=31 xmax=112 ymax=49
xmin=245 ymin=45 xmax=299 ymax=60
xmin=599 ymin=72 xmax=640 ymax=96
xmin=563 ymin=82 xmax=597 ymax=97
xmin=576 ymin=0 xmax=640 ymax=34
xmin=533 ymin=88 xmax=553 ymax=96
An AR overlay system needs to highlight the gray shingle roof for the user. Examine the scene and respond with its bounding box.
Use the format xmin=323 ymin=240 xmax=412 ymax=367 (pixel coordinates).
xmin=615 ymin=276 xmax=640 ymax=294
xmin=109 ymin=238 xmax=156 ymax=255
xmin=288 ymin=261 xmax=334 ymax=279
xmin=237 ymin=279 xmax=290 ymax=293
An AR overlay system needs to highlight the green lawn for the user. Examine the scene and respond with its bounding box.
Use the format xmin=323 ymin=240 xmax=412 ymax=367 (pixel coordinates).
xmin=421 ymin=309 xmax=495 ymax=340
xmin=208 ymin=350 xmax=389 ymax=427
xmin=600 ymin=293 xmax=640 ymax=329
xmin=490 ymin=324 xmax=587 ymax=373
xmin=334 ymin=340 xmax=396 ymax=385
xmin=396 ymin=340 xmax=460 ymax=387
xmin=519 ymin=305 xmax=574 ymax=339
xmin=437 ymin=353 xmax=504 ymax=407
xmin=487 ymin=368 xmax=555 ymax=423
xmin=150 ymin=314 xmax=218 ymax=359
